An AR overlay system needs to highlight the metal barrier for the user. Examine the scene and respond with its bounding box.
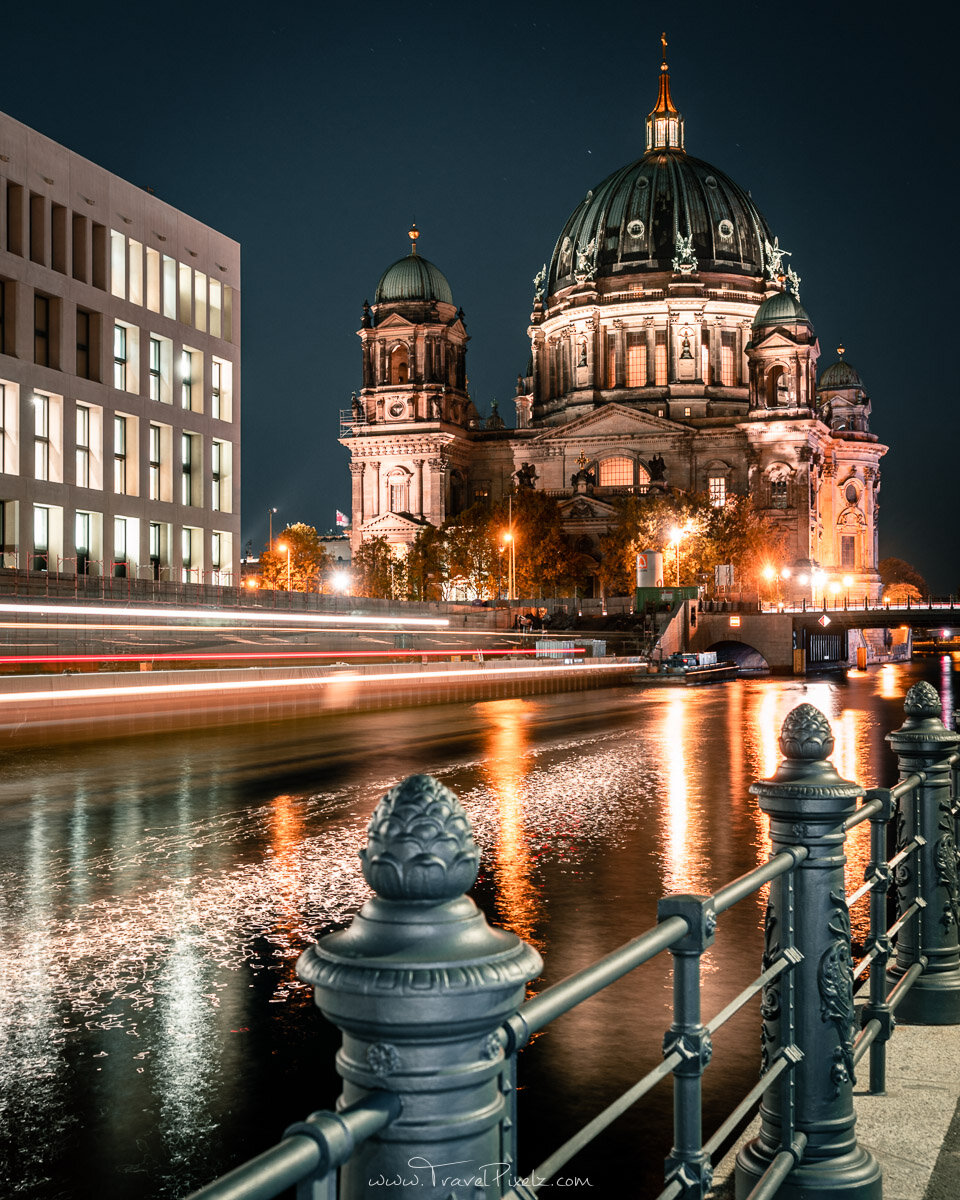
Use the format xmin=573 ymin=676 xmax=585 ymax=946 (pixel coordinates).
xmin=185 ymin=682 xmax=960 ymax=1200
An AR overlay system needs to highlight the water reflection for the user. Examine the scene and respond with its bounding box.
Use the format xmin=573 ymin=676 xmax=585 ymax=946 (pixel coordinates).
xmin=0 ymin=661 xmax=955 ymax=1198
xmin=481 ymin=700 xmax=539 ymax=945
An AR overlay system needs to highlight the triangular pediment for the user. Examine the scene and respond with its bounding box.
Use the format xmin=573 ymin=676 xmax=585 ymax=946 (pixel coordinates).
xmin=360 ymin=511 xmax=429 ymax=538
xmin=531 ymin=404 xmax=684 ymax=442
xmin=751 ymin=329 xmax=818 ymax=351
xmin=557 ymin=494 xmax=619 ymax=521
xmin=373 ymin=313 xmax=417 ymax=332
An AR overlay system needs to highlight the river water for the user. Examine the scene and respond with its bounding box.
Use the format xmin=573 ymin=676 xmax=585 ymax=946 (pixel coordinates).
xmin=0 ymin=658 xmax=957 ymax=1199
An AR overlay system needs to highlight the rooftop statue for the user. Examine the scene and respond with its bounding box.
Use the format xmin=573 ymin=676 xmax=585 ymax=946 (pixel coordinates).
xmin=672 ymin=230 xmax=698 ymax=274
xmin=763 ymin=236 xmax=791 ymax=281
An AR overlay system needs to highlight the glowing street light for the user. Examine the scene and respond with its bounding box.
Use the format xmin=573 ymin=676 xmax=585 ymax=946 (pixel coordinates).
xmin=668 ymin=522 xmax=694 ymax=586
xmin=331 ymin=570 xmax=351 ymax=595
xmin=268 ymin=506 xmax=278 ymax=547
xmin=277 ymin=541 xmax=291 ymax=591
xmin=502 ymin=531 xmax=515 ymax=601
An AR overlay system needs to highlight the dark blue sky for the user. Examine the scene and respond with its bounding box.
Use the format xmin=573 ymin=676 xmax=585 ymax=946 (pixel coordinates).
xmin=5 ymin=3 xmax=956 ymax=590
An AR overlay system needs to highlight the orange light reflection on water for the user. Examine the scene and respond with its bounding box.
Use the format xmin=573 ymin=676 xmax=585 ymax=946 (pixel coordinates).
xmin=481 ymin=699 xmax=540 ymax=945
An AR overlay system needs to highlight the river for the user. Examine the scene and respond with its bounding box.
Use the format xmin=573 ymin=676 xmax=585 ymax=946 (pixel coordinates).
xmin=0 ymin=657 xmax=956 ymax=1198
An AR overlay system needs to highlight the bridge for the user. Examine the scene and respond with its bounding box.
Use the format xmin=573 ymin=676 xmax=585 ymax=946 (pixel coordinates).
xmin=685 ymin=599 xmax=959 ymax=673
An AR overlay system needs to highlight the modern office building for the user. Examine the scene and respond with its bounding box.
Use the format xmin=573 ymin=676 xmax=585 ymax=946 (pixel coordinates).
xmin=341 ymin=48 xmax=886 ymax=600
xmin=0 ymin=109 xmax=240 ymax=582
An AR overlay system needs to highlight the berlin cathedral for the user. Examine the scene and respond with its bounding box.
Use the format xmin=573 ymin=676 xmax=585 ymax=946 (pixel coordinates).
xmin=340 ymin=43 xmax=886 ymax=600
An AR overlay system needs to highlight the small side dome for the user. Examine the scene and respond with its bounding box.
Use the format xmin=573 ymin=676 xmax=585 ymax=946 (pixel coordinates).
xmin=752 ymin=290 xmax=811 ymax=330
xmin=375 ymin=254 xmax=454 ymax=305
xmin=819 ymin=356 xmax=863 ymax=390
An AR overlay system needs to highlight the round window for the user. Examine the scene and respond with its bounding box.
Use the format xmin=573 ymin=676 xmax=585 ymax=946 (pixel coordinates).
xmin=705 ymin=175 xmax=718 ymax=188
xmin=626 ymin=219 xmax=645 ymax=239
xmin=389 ymin=402 xmax=405 ymax=418
xmin=844 ymin=482 xmax=859 ymax=505
xmin=718 ymin=219 xmax=734 ymax=240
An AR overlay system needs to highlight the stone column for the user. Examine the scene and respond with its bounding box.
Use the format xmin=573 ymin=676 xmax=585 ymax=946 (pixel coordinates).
xmin=413 ymin=458 xmax=424 ymax=517
xmin=369 ymin=460 xmax=380 ymax=519
xmin=349 ymin=461 xmax=365 ymax=529
xmin=298 ymin=775 xmax=542 ymax=1200
xmin=735 ymin=703 xmax=881 ymax=1200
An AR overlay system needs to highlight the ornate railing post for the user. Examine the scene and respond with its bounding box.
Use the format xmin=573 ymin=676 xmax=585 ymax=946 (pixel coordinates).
xmin=886 ymin=681 xmax=960 ymax=1023
xmin=736 ymin=704 xmax=881 ymax=1200
xmin=297 ymin=775 xmax=542 ymax=1199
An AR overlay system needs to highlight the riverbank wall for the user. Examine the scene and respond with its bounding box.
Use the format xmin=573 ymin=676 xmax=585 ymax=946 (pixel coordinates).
xmin=0 ymin=657 xmax=640 ymax=746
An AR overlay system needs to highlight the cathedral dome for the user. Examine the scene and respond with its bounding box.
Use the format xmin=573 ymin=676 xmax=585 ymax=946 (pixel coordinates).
xmin=819 ymin=354 xmax=863 ymax=389
xmin=547 ymin=151 xmax=773 ymax=293
xmin=375 ymin=253 xmax=453 ymax=305
xmin=751 ymin=289 xmax=811 ymax=330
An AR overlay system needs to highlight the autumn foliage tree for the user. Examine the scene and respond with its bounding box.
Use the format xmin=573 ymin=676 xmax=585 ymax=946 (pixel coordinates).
xmin=259 ymin=523 xmax=332 ymax=591
xmin=352 ymin=536 xmax=404 ymax=599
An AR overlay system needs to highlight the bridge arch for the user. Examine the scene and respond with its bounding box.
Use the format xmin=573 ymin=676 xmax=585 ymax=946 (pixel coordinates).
xmin=704 ymin=639 xmax=770 ymax=672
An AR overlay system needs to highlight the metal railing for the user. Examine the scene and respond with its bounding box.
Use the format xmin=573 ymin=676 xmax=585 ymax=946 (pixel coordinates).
xmin=185 ymin=682 xmax=960 ymax=1200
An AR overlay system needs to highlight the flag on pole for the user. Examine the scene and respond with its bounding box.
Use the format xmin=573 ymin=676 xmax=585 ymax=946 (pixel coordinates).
xmin=336 ymin=510 xmax=349 ymax=527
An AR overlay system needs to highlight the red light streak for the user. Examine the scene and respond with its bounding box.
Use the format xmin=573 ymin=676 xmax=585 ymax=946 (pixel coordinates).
xmin=0 ymin=647 xmax=579 ymax=666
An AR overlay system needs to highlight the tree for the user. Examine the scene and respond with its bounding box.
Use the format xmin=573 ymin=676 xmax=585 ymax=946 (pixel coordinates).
xmin=407 ymin=525 xmax=446 ymax=601
xmin=879 ymin=558 xmax=927 ymax=598
xmin=883 ymin=582 xmax=922 ymax=605
xmin=259 ymin=523 xmax=332 ymax=591
xmin=491 ymin=491 xmax=589 ymax=599
xmin=443 ymin=503 xmax=500 ymax=599
xmin=352 ymin=536 xmax=403 ymax=599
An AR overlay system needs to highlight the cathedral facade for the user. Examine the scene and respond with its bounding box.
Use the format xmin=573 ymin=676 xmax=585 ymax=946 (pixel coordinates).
xmin=340 ymin=50 xmax=886 ymax=601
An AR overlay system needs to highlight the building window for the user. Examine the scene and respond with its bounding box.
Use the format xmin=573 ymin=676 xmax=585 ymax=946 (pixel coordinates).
xmin=181 ymin=432 xmax=196 ymax=505
xmin=114 ymin=415 xmax=127 ymax=494
xmin=720 ymin=342 xmax=735 ymax=386
xmin=113 ymin=517 xmax=128 ymax=576
xmin=708 ymin=475 xmax=726 ymax=508
xmin=33 ymin=504 xmax=49 ymax=571
xmin=0 ymin=383 xmax=9 ymax=475
xmin=598 ymin=457 xmax=633 ymax=487
xmin=149 ymin=336 xmax=162 ymax=401
xmin=211 ymin=440 xmax=222 ymax=511
xmin=0 ymin=279 xmax=6 ymax=354
xmin=626 ymin=335 xmax=647 ymax=387
xmin=150 ymin=520 xmax=163 ymax=578
xmin=684 ymin=406 xmax=691 ymax=417
xmin=605 ymin=334 xmax=617 ymax=388
xmin=113 ymin=323 xmax=127 ymax=390
xmin=149 ymin=424 xmax=161 ymax=500
xmin=76 ymin=310 xmax=91 ymax=379
xmin=34 ymin=294 xmax=50 ymax=366
xmin=180 ymin=348 xmax=201 ymax=411
xmin=110 ymin=230 xmax=126 ymax=298
xmin=841 ymin=535 xmax=856 ymax=569
xmin=34 ymin=394 xmax=50 ymax=480
xmin=75 ymin=511 xmax=91 ymax=574
xmin=654 ymin=334 xmax=667 ymax=386
xmin=211 ymin=359 xmax=222 ymax=419
xmin=389 ymin=478 xmax=408 ymax=512
xmin=76 ymin=405 xmax=90 ymax=488
xmin=770 ymin=479 xmax=788 ymax=508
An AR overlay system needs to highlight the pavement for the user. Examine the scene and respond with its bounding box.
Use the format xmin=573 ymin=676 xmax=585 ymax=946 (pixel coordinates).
xmin=710 ymin=1022 xmax=960 ymax=1200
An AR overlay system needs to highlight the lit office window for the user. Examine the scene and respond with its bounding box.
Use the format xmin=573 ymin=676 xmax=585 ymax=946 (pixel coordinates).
xmin=34 ymin=394 xmax=50 ymax=480
xmin=76 ymin=405 xmax=90 ymax=488
xmin=149 ymin=337 xmax=161 ymax=401
xmin=181 ymin=432 xmax=193 ymax=505
xmin=114 ymin=323 xmax=127 ymax=390
xmin=113 ymin=415 xmax=127 ymax=494
xmin=149 ymin=424 xmax=161 ymax=500
xmin=211 ymin=441 xmax=222 ymax=511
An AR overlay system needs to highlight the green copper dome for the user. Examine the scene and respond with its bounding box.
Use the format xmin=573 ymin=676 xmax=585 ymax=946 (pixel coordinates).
xmin=819 ymin=357 xmax=863 ymax=389
xmin=375 ymin=253 xmax=454 ymax=305
xmin=547 ymin=151 xmax=774 ymax=293
xmin=752 ymin=289 xmax=811 ymax=330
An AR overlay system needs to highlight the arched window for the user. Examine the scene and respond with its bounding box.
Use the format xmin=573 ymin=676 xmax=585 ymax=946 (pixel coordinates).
xmin=389 ymin=345 xmax=409 ymax=385
xmin=386 ymin=468 xmax=410 ymax=513
xmin=766 ymin=365 xmax=789 ymax=407
xmin=599 ymin=457 xmax=634 ymax=486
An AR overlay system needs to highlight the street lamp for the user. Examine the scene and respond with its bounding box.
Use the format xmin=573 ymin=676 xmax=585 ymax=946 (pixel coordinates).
xmin=497 ymin=542 xmax=504 ymax=602
xmin=502 ymin=531 xmax=515 ymax=601
xmin=277 ymin=541 xmax=291 ymax=591
xmin=268 ymin=507 xmax=278 ymax=547
xmin=668 ymin=522 xmax=694 ymax=587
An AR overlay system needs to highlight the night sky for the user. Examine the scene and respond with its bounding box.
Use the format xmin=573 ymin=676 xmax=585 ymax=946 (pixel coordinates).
xmin=4 ymin=3 xmax=956 ymax=590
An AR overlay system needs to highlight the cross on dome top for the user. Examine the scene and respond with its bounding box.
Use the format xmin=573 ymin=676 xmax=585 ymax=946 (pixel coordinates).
xmin=646 ymin=33 xmax=684 ymax=153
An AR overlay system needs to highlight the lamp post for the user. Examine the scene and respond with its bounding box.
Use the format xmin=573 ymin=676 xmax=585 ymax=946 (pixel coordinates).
xmin=497 ymin=543 xmax=504 ymax=602
xmin=268 ymin=507 xmax=277 ymax=547
xmin=668 ymin=522 xmax=694 ymax=587
xmin=277 ymin=541 xmax=291 ymax=591
xmin=503 ymin=532 xmax=515 ymax=601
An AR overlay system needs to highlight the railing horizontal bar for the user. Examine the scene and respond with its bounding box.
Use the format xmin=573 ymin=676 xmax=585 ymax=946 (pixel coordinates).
xmin=891 ymin=773 xmax=924 ymax=799
xmin=512 ymin=915 xmax=689 ymax=1044
xmin=707 ymin=957 xmax=794 ymax=1036
xmin=521 ymin=1049 xmax=682 ymax=1191
xmin=853 ymin=1018 xmax=881 ymax=1065
xmin=742 ymin=1134 xmax=808 ymax=1200
xmin=846 ymin=876 xmax=878 ymax=907
xmin=184 ymin=1136 xmax=320 ymax=1200
xmin=887 ymin=901 xmax=922 ymax=941
xmin=888 ymin=839 xmax=922 ymax=871
xmin=887 ymin=956 xmax=928 ymax=1012
xmin=713 ymin=849 xmax=805 ymax=915
xmin=852 ymin=944 xmax=880 ymax=982
xmin=702 ymin=1055 xmax=791 ymax=1156
xmin=653 ymin=1177 xmax=684 ymax=1200
xmin=844 ymin=795 xmax=884 ymax=830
